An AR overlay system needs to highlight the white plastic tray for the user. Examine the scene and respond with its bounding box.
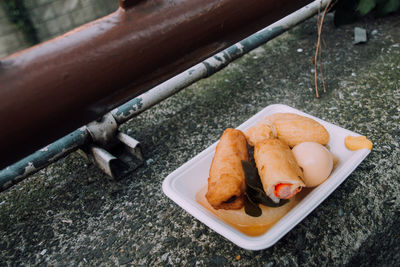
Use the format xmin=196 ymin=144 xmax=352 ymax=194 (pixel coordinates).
xmin=162 ymin=104 xmax=371 ymax=250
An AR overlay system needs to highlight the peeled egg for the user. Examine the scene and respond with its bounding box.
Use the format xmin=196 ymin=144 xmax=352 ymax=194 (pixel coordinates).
xmin=292 ymin=142 xmax=333 ymax=187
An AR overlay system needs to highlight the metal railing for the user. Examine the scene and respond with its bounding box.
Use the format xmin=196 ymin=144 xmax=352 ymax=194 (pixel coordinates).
xmin=0 ymin=0 xmax=330 ymax=191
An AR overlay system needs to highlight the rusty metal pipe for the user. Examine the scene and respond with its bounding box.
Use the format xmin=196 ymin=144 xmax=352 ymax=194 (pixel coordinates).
xmin=0 ymin=0 xmax=311 ymax=168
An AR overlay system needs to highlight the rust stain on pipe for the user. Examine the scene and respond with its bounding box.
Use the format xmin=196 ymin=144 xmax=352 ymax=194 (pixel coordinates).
xmin=0 ymin=0 xmax=311 ymax=169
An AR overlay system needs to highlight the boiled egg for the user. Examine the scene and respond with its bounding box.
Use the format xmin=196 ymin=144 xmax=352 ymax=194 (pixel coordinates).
xmin=292 ymin=142 xmax=333 ymax=187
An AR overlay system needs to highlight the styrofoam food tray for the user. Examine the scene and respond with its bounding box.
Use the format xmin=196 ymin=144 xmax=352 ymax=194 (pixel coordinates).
xmin=162 ymin=104 xmax=371 ymax=250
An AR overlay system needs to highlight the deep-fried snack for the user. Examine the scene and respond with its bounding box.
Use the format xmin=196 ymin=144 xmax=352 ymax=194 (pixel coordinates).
xmin=206 ymin=128 xmax=248 ymax=210
xmin=344 ymin=135 xmax=373 ymax=150
xmin=254 ymin=139 xmax=305 ymax=203
xmin=266 ymin=113 xmax=329 ymax=147
xmin=245 ymin=113 xmax=329 ymax=147
xmin=244 ymin=120 xmax=275 ymax=146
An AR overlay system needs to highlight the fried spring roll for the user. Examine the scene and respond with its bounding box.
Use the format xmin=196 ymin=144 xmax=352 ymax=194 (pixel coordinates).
xmin=254 ymin=139 xmax=305 ymax=203
xmin=206 ymin=128 xmax=248 ymax=210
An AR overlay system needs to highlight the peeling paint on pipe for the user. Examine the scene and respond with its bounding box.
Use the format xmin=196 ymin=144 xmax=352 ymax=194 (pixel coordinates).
xmin=0 ymin=128 xmax=90 ymax=191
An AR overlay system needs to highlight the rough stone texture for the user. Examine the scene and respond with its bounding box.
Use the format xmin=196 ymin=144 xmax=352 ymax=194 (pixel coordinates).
xmin=0 ymin=12 xmax=399 ymax=266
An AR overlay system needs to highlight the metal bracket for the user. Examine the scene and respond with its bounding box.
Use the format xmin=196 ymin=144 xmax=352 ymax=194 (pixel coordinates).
xmin=84 ymin=114 xmax=144 ymax=180
xmin=87 ymin=113 xmax=118 ymax=146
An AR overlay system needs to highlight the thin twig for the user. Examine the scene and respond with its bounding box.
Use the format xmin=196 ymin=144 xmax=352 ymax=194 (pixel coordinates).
xmin=322 ymin=36 xmax=328 ymax=49
xmin=318 ymin=43 xmax=326 ymax=93
xmin=314 ymin=0 xmax=333 ymax=97
xmin=314 ymin=4 xmax=321 ymax=97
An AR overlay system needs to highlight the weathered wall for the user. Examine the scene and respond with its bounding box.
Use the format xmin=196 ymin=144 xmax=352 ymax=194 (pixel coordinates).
xmin=0 ymin=3 xmax=29 ymax=58
xmin=0 ymin=0 xmax=118 ymax=58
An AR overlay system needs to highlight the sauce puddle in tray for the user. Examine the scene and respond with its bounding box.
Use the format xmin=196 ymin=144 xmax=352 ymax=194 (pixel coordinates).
xmin=196 ymin=186 xmax=312 ymax=236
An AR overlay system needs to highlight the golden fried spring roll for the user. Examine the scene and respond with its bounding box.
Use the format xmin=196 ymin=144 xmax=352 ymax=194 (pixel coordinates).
xmin=206 ymin=128 xmax=248 ymax=210
xmin=254 ymin=139 xmax=305 ymax=203
xmin=266 ymin=113 xmax=329 ymax=147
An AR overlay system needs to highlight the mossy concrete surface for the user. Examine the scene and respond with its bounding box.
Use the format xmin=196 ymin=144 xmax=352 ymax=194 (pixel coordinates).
xmin=0 ymin=12 xmax=399 ymax=266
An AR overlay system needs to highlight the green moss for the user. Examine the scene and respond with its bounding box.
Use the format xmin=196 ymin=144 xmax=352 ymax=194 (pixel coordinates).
xmin=1 ymin=0 xmax=38 ymax=45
